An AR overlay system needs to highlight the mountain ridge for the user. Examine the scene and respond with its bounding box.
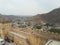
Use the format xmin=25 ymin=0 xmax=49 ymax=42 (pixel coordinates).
xmin=32 ymin=8 xmax=60 ymax=24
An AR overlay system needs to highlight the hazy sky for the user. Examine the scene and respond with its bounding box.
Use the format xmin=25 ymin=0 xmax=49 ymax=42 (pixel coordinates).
xmin=0 ymin=0 xmax=60 ymax=16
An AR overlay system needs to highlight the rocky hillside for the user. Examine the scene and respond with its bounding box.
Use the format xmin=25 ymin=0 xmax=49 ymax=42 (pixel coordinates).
xmin=33 ymin=8 xmax=60 ymax=24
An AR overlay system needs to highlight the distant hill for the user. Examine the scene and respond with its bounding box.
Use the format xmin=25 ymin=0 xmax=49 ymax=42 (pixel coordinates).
xmin=0 ymin=14 xmax=29 ymax=22
xmin=0 ymin=8 xmax=60 ymax=24
xmin=0 ymin=15 xmax=20 ymax=21
xmin=32 ymin=8 xmax=60 ymax=24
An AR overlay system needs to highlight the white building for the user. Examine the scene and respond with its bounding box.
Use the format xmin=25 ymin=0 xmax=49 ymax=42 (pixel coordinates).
xmin=45 ymin=40 xmax=60 ymax=45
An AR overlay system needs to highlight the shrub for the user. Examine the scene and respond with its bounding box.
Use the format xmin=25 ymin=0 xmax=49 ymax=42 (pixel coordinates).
xmin=33 ymin=25 xmax=42 ymax=29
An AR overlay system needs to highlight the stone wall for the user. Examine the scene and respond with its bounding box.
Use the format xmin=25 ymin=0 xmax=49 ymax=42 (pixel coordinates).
xmin=8 ymin=28 xmax=47 ymax=45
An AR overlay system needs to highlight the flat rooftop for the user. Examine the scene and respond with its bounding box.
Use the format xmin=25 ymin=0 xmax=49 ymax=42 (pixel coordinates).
xmin=45 ymin=40 xmax=60 ymax=45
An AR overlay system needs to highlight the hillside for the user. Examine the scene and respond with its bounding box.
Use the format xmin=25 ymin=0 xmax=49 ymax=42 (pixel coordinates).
xmin=32 ymin=8 xmax=60 ymax=24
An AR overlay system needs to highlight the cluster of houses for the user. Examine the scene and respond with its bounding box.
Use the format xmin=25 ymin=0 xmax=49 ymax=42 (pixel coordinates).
xmin=12 ymin=19 xmax=60 ymax=30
